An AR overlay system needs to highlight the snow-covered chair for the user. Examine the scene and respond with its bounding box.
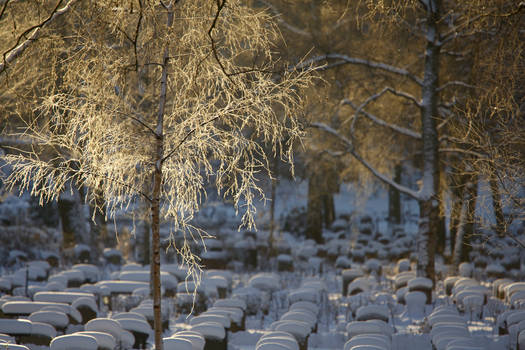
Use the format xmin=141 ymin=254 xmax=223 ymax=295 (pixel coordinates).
xmin=190 ymin=314 xmax=231 ymax=330
xmin=0 ymin=333 xmax=15 ymax=343
xmin=257 ymin=336 xmax=299 ymax=350
xmin=0 ymin=344 xmax=30 ymax=349
xmin=492 ymin=278 xmax=513 ymax=299
xmin=164 ymin=337 xmax=193 ymax=350
xmin=29 ymin=310 xmax=69 ymax=332
xmin=342 ymin=269 xmax=364 ymax=296
xmin=344 ymin=334 xmax=391 ymax=350
xmin=206 ymin=306 xmax=245 ymax=332
xmin=271 ymin=320 xmax=310 ymax=350
xmin=355 ymin=305 xmax=389 ymax=323
xmin=50 ymin=334 xmax=98 ymax=350
xmin=404 ymin=291 xmax=426 ymax=320
xmin=169 ymin=330 xmax=205 ymax=350
xmin=280 ymin=310 xmax=317 ymax=332
xmin=75 ymin=331 xmax=116 ymax=350
xmin=407 ymin=277 xmax=433 ymax=304
xmin=248 ymin=273 xmax=280 ymax=293
xmin=191 ymin=321 xmax=227 ymax=350
xmin=445 ymin=337 xmax=482 ymax=350
xmin=72 ymin=296 xmax=98 ymax=324
xmin=347 ymin=277 xmax=372 ymax=296
xmin=393 ymin=272 xmax=416 ymax=290
xmin=103 ymin=249 xmax=122 ymax=266
xmin=444 ymin=276 xmax=461 ymax=296
xmin=85 ymin=318 xmax=132 ymax=348
xmin=116 ymin=318 xmax=152 ymax=349
xmin=71 ymin=264 xmax=99 ymax=283
xmin=213 ymin=298 xmax=247 ymax=311
xmin=0 ymin=319 xmax=33 ymax=340
xmin=432 ymin=334 xmax=472 ymax=350
xmin=346 ymin=320 xmax=393 ymax=340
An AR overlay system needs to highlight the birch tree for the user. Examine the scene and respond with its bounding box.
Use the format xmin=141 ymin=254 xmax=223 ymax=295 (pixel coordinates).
xmin=0 ymin=1 xmax=310 ymax=348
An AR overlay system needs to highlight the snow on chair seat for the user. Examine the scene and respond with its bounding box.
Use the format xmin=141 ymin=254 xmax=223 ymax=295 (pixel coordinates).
xmin=190 ymin=314 xmax=231 ymax=329
xmin=505 ymin=282 xmax=525 ymax=302
xmin=257 ymin=335 xmax=300 ymax=350
xmin=356 ymin=305 xmax=389 ymax=323
xmin=289 ymin=301 xmax=319 ymax=317
xmin=346 ymin=320 xmax=393 ymax=340
xmin=75 ymin=331 xmax=116 ymax=350
xmin=50 ymin=334 xmax=98 ymax=350
xmin=255 ymin=343 xmax=292 ymax=350
xmin=29 ymin=310 xmax=69 ymax=330
xmin=213 ymin=298 xmax=247 ymax=311
xmin=280 ymin=311 xmax=316 ymax=331
xmin=432 ymin=334 xmax=472 ymax=350
xmin=272 ymin=320 xmax=311 ymax=347
xmin=248 ymin=273 xmax=280 ymax=293
xmin=0 ymin=344 xmax=30 ymax=350
xmin=344 ymin=334 xmax=390 ymax=350
xmin=170 ymin=331 xmax=206 ymax=350
xmin=111 ymin=312 xmax=147 ymax=322
xmin=95 ymin=281 xmax=149 ymax=295
xmin=116 ymin=318 xmax=152 ymax=349
xmin=34 ymin=291 xmax=96 ymax=305
xmin=163 ymin=337 xmax=193 ymax=350
xmin=428 ymin=314 xmax=465 ymax=327
xmin=393 ymin=272 xmax=416 ymax=290
xmin=85 ymin=318 xmax=125 ymax=344
xmin=0 ymin=319 xmax=32 ymax=336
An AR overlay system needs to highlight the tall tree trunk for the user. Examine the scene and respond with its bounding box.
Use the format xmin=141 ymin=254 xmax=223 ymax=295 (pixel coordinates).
xmin=388 ymin=163 xmax=402 ymax=225
xmin=449 ymin=173 xmax=466 ymax=256
xmin=150 ymin=7 xmax=173 ymax=350
xmin=58 ymin=185 xmax=87 ymax=249
xmin=269 ymin=153 xmax=279 ymax=252
xmin=306 ymin=172 xmax=323 ymax=243
xmin=452 ymin=173 xmax=478 ymax=268
xmin=461 ymin=174 xmax=478 ymax=262
xmin=88 ymin=189 xmax=107 ymax=263
xmin=417 ymin=0 xmax=441 ymax=282
xmin=323 ymin=192 xmax=335 ymax=228
xmin=490 ymin=176 xmax=506 ymax=237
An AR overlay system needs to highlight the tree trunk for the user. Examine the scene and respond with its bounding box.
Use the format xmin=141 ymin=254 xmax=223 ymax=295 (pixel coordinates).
xmin=269 ymin=153 xmax=278 ymax=252
xmin=461 ymin=174 xmax=478 ymax=262
xmin=88 ymin=189 xmax=107 ymax=263
xmin=388 ymin=163 xmax=402 ymax=225
xmin=323 ymin=192 xmax=335 ymax=228
xmin=58 ymin=185 xmax=87 ymax=249
xmin=449 ymin=172 xmax=466 ymax=256
xmin=306 ymin=172 xmax=323 ymax=243
xmin=416 ymin=0 xmax=441 ymax=282
xmin=150 ymin=7 xmax=173 ymax=350
xmin=490 ymin=176 xmax=505 ymax=237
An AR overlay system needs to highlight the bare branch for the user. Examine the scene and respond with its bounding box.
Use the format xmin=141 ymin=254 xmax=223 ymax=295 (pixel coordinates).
xmin=437 ymin=80 xmax=477 ymax=92
xmin=0 ymin=0 xmax=77 ymax=74
xmin=341 ymin=99 xmax=422 ymax=139
xmin=296 ymin=53 xmax=424 ymax=86
xmin=310 ymin=122 xmax=421 ymax=200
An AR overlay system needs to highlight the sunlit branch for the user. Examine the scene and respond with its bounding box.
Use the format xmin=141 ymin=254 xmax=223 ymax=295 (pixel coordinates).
xmin=0 ymin=0 xmax=77 ymax=74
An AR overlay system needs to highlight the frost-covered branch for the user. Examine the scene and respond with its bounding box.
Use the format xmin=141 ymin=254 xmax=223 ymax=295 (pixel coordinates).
xmin=341 ymin=99 xmax=422 ymax=139
xmin=0 ymin=0 xmax=77 ymax=74
xmin=310 ymin=122 xmax=421 ymax=200
xmin=437 ymin=80 xmax=477 ymax=92
xmin=258 ymin=0 xmax=312 ymax=38
xmin=297 ymin=53 xmax=423 ymax=86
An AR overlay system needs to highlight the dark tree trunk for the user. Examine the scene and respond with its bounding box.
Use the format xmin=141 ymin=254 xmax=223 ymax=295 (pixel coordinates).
xmin=306 ymin=172 xmax=323 ymax=243
xmin=490 ymin=176 xmax=506 ymax=237
xmin=323 ymin=192 xmax=335 ymax=228
xmin=388 ymin=164 xmax=402 ymax=225
xmin=461 ymin=174 xmax=478 ymax=262
xmin=416 ymin=0 xmax=442 ymax=282
xmin=58 ymin=185 xmax=87 ymax=250
xmin=269 ymin=153 xmax=279 ymax=252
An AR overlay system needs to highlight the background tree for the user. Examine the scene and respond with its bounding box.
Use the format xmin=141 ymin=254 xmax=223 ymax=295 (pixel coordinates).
xmin=0 ymin=1 xmax=311 ymax=348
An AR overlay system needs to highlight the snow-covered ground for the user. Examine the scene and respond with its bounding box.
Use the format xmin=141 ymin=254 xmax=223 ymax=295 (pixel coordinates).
xmin=0 ymin=177 xmax=524 ymax=350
